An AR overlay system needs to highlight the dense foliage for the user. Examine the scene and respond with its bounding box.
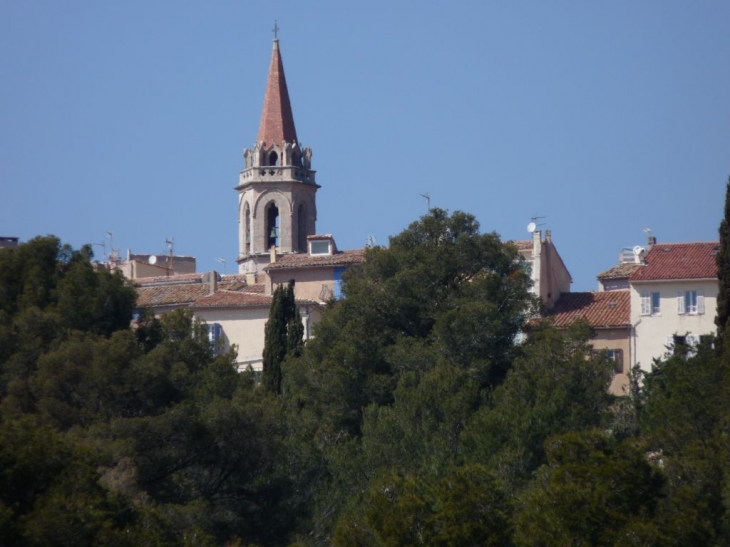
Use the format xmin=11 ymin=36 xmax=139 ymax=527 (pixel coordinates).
xmin=716 ymin=177 xmax=730 ymax=346
xmin=3 ymin=205 xmax=730 ymax=545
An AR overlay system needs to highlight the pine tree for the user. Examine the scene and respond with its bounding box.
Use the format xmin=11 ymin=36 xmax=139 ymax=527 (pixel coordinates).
xmin=715 ymin=177 xmax=730 ymax=346
xmin=263 ymin=280 xmax=301 ymax=393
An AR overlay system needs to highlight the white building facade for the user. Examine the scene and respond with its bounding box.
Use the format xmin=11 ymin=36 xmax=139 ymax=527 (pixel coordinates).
xmin=629 ymin=242 xmax=719 ymax=370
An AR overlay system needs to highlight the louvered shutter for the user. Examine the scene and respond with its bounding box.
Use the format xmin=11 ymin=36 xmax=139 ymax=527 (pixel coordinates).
xmin=677 ymin=292 xmax=685 ymax=314
xmin=698 ymin=291 xmax=705 ymax=314
xmin=641 ymin=294 xmax=651 ymax=315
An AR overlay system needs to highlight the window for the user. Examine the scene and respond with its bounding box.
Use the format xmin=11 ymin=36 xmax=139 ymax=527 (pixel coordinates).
xmin=606 ymin=349 xmax=624 ymax=374
xmin=266 ymin=203 xmax=279 ymax=249
xmin=310 ymin=240 xmax=331 ymax=255
xmin=668 ymin=334 xmax=699 ymax=358
xmin=333 ymin=267 xmax=346 ymax=299
xmin=205 ymin=323 xmax=223 ymax=355
xmin=678 ymin=290 xmax=705 ymax=315
xmin=641 ymin=292 xmax=660 ymax=315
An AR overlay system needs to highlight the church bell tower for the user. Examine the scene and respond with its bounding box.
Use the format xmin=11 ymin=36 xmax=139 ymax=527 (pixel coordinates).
xmin=236 ymin=35 xmax=319 ymax=273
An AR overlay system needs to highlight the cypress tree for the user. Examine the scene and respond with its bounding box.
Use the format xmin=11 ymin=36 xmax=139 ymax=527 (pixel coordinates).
xmin=715 ymin=177 xmax=730 ymax=347
xmin=262 ymin=280 xmax=302 ymax=393
xmin=286 ymin=282 xmax=304 ymax=357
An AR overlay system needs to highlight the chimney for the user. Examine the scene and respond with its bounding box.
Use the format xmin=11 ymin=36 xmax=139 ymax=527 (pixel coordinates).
xmin=270 ymin=245 xmax=277 ymax=263
xmin=545 ymin=229 xmax=552 ymax=244
xmin=246 ymin=271 xmax=258 ymax=285
xmin=205 ymin=271 xmax=218 ymax=295
xmin=647 ymin=235 xmax=657 ymax=249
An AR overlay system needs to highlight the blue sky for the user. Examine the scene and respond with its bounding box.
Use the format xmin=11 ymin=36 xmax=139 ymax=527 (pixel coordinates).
xmin=1 ymin=1 xmax=728 ymax=290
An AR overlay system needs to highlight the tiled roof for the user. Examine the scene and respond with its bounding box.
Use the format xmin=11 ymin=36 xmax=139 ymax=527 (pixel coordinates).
xmin=630 ymin=242 xmax=719 ymax=281
xmin=136 ymin=273 xmax=204 ymax=285
xmin=265 ymin=249 xmax=365 ymax=271
xmin=546 ymin=291 xmax=630 ymax=328
xmin=194 ymin=290 xmax=273 ymax=309
xmin=257 ymin=39 xmax=297 ymax=147
xmin=240 ymin=283 xmax=266 ymax=293
xmin=136 ymin=283 xmax=211 ymax=308
xmin=509 ymin=240 xmax=533 ymax=251
xmin=597 ymin=263 xmax=642 ymax=279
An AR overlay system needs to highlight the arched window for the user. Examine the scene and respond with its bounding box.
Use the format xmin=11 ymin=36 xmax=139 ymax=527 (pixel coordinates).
xmin=298 ymin=203 xmax=307 ymax=252
xmin=269 ymin=150 xmax=279 ymax=166
xmin=244 ymin=204 xmax=251 ymax=255
xmin=266 ymin=202 xmax=280 ymax=249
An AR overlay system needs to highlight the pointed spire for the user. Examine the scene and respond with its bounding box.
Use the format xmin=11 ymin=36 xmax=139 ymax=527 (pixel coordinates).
xmin=257 ymin=38 xmax=298 ymax=147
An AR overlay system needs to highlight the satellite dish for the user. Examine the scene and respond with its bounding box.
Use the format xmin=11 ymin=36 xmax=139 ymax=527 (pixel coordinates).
xmin=527 ymin=222 xmax=537 ymax=233
xmin=148 ymin=255 xmax=157 ymax=265
xmin=633 ymin=246 xmax=645 ymax=256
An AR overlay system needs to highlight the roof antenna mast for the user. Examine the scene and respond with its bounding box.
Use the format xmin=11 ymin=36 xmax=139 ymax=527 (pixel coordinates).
xmin=420 ymin=193 xmax=431 ymax=212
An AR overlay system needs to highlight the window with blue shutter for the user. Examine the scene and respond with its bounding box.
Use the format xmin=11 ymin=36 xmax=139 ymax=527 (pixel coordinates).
xmin=333 ymin=267 xmax=346 ymax=300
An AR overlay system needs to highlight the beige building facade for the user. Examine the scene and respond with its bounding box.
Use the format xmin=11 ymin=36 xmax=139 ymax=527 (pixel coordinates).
xmin=513 ymin=229 xmax=572 ymax=310
xmin=628 ymin=241 xmax=719 ymax=371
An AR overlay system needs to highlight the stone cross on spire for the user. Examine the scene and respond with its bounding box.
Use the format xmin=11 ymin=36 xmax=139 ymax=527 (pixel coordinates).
xmin=272 ymin=20 xmax=279 ymax=40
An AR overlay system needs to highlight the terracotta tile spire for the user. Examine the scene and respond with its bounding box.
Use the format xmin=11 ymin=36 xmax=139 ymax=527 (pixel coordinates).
xmin=257 ymin=38 xmax=298 ymax=147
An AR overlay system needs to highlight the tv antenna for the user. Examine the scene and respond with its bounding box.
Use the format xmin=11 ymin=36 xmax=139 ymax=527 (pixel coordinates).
xmin=106 ymin=231 xmax=120 ymax=267
xmin=216 ymin=257 xmax=227 ymax=274
xmin=92 ymin=240 xmax=107 ymax=260
xmin=419 ymin=193 xmax=431 ymax=212
xmin=165 ymin=237 xmax=174 ymax=276
xmin=365 ymin=235 xmax=377 ymax=248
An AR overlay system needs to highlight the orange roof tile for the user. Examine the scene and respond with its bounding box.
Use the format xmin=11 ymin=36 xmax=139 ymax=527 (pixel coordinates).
xmin=136 ymin=273 xmax=204 ymax=285
xmin=509 ymin=240 xmax=533 ymax=251
xmin=136 ymin=283 xmax=211 ymax=308
xmin=257 ymin=39 xmax=297 ymax=147
xmin=193 ymin=290 xmax=273 ymax=308
xmin=630 ymin=242 xmax=719 ymax=282
xmin=265 ymin=249 xmax=365 ymax=271
xmin=597 ymin=263 xmax=642 ymax=279
xmin=546 ymin=291 xmax=630 ymax=328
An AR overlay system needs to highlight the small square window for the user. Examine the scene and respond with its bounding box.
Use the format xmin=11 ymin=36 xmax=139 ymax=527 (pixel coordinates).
xmin=310 ymin=240 xmax=331 ymax=255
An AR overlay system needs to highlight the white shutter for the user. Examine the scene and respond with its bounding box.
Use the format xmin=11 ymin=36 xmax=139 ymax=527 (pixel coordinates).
xmin=698 ymin=291 xmax=705 ymax=314
xmin=677 ymin=292 xmax=685 ymax=315
xmin=641 ymin=294 xmax=650 ymax=315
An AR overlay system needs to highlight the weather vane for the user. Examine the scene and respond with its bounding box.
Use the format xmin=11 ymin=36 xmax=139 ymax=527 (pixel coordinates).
xmin=273 ymin=20 xmax=279 ymax=40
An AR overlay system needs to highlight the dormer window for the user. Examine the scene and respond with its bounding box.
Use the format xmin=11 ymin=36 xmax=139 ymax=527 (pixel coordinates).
xmin=310 ymin=240 xmax=331 ymax=255
xmin=308 ymin=235 xmax=336 ymax=256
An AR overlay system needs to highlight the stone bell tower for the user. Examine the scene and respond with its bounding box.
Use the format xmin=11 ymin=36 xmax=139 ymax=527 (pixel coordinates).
xmin=236 ymin=36 xmax=319 ymax=274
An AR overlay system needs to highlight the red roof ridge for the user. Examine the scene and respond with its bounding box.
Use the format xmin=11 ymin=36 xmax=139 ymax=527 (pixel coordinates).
xmin=629 ymin=241 xmax=718 ymax=281
xmin=257 ymin=39 xmax=298 ymax=147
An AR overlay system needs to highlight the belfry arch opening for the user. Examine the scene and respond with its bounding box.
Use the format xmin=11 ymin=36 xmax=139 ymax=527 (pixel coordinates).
xmin=244 ymin=204 xmax=251 ymax=255
xmin=266 ymin=202 xmax=280 ymax=249
xmin=297 ymin=203 xmax=307 ymax=252
xmin=268 ymin=150 xmax=279 ymax=166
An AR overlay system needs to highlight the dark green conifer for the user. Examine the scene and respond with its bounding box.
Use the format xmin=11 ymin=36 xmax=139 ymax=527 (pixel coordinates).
xmin=715 ymin=177 xmax=730 ymax=346
xmin=263 ymin=280 xmax=301 ymax=393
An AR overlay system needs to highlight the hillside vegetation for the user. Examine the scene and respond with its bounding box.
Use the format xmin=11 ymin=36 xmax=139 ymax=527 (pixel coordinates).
xmin=2 ymin=209 xmax=730 ymax=546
